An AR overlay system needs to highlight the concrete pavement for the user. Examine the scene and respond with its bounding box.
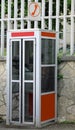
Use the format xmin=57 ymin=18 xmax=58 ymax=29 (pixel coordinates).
xmin=0 ymin=122 xmax=75 ymax=130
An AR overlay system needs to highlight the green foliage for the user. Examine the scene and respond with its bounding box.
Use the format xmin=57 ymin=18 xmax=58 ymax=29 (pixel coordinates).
xmin=24 ymin=0 xmax=28 ymax=16
xmin=57 ymin=73 xmax=63 ymax=80
xmin=5 ymin=0 xmax=8 ymax=14
xmin=11 ymin=1 xmax=14 ymax=18
xmin=61 ymin=120 xmax=75 ymax=124
xmin=57 ymin=53 xmax=63 ymax=65
xmin=67 ymin=0 xmax=71 ymax=14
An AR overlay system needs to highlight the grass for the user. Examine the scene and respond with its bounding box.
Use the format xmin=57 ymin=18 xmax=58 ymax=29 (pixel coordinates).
xmin=0 ymin=48 xmax=6 ymax=57
xmin=60 ymin=121 xmax=75 ymax=124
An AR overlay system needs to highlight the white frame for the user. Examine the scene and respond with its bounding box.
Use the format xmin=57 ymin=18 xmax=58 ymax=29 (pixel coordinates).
xmin=35 ymin=30 xmax=41 ymax=127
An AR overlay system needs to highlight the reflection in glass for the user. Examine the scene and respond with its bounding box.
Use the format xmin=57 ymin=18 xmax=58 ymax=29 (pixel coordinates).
xmin=41 ymin=67 xmax=55 ymax=93
xmin=12 ymin=82 xmax=19 ymax=121
xmin=24 ymin=83 xmax=33 ymax=122
xmin=41 ymin=39 xmax=55 ymax=64
xmin=25 ymin=41 xmax=33 ymax=80
xmin=12 ymin=41 xmax=19 ymax=80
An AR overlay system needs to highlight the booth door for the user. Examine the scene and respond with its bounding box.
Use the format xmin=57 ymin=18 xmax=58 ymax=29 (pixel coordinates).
xmin=23 ymin=39 xmax=35 ymax=124
xmin=10 ymin=39 xmax=35 ymax=124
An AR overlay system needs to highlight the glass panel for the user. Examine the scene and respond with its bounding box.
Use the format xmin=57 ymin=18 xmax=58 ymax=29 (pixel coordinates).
xmin=12 ymin=41 xmax=19 ymax=80
xmin=41 ymin=67 xmax=55 ymax=93
xmin=25 ymin=41 xmax=33 ymax=80
xmin=24 ymin=83 xmax=33 ymax=122
xmin=41 ymin=39 xmax=55 ymax=64
xmin=12 ymin=82 xmax=19 ymax=121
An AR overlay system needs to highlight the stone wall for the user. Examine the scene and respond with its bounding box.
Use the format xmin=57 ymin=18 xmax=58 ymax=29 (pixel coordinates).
xmin=58 ymin=61 xmax=75 ymax=122
xmin=0 ymin=60 xmax=6 ymax=120
xmin=1 ymin=60 xmax=75 ymax=122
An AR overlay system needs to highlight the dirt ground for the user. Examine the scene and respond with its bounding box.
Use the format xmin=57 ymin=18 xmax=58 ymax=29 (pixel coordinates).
xmin=0 ymin=122 xmax=75 ymax=130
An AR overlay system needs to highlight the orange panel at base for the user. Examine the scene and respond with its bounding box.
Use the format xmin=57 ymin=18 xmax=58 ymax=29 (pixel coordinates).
xmin=41 ymin=93 xmax=55 ymax=122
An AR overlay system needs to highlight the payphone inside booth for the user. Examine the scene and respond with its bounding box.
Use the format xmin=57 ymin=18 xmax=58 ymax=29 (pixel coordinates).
xmin=7 ymin=29 xmax=57 ymax=127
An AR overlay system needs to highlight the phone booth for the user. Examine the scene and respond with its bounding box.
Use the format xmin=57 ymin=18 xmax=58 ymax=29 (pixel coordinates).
xmin=7 ymin=29 xmax=57 ymax=127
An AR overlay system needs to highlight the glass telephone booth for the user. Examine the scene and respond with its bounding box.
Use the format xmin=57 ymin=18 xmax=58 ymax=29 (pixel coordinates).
xmin=7 ymin=29 xmax=57 ymax=127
